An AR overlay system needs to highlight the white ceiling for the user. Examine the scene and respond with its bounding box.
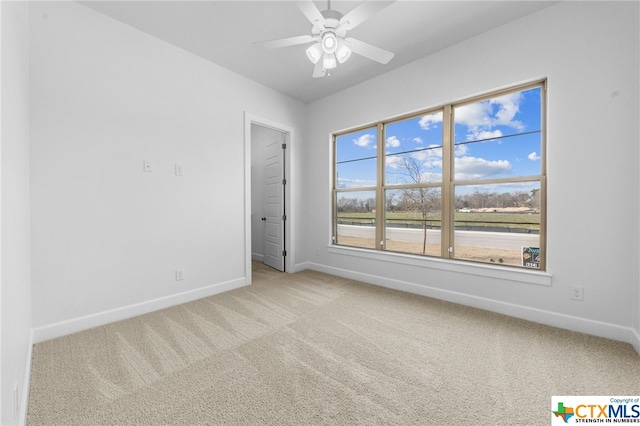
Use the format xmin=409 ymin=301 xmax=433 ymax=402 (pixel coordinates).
xmin=79 ymin=1 xmax=558 ymax=104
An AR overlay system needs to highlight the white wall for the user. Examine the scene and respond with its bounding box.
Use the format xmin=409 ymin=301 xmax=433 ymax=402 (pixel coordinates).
xmin=29 ymin=2 xmax=305 ymax=340
xmin=1 ymin=2 xmax=32 ymax=424
xmin=301 ymin=1 xmax=640 ymax=350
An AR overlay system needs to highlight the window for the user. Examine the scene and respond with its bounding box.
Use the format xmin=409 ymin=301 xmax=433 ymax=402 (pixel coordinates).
xmin=334 ymin=126 xmax=378 ymax=249
xmin=332 ymin=80 xmax=546 ymax=270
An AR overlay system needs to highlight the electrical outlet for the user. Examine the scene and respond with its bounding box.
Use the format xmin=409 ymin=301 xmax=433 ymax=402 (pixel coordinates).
xmin=570 ymin=285 xmax=584 ymax=301
xmin=175 ymin=269 xmax=184 ymax=281
xmin=175 ymin=163 xmax=183 ymax=176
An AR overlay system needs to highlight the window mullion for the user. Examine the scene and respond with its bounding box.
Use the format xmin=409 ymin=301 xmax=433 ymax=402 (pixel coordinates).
xmin=376 ymin=123 xmax=385 ymax=250
xmin=441 ymin=104 xmax=453 ymax=258
xmin=331 ymin=134 xmax=337 ymax=243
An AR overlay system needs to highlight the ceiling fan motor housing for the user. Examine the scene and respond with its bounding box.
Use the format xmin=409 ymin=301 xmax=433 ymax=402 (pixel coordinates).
xmin=321 ymin=9 xmax=343 ymax=27
xmin=309 ymin=10 xmax=339 ymax=38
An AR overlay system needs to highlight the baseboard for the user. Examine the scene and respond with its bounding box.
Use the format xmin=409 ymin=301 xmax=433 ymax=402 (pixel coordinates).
xmin=631 ymin=328 xmax=640 ymax=356
xmin=291 ymin=261 xmax=309 ymax=273
xmin=18 ymin=329 xmax=34 ymax=426
xmin=301 ymin=261 xmax=640 ymax=353
xmin=32 ymin=277 xmax=247 ymax=344
xmin=251 ymin=253 xmax=264 ymax=262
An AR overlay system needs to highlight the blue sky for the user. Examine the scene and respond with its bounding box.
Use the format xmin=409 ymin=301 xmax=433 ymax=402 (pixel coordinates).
xmin=336 ymin=86 xmax=542 ymax=194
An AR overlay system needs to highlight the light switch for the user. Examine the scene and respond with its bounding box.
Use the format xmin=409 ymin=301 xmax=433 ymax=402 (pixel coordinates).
xmin=143 ymin=160 xmax=153 ymax=172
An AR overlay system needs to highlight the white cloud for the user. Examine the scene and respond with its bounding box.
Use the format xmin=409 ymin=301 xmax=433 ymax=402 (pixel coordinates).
xmin=474 ymin=130 xmax=503 ymax=141
xmin=455 ymin=92 xmax=525 ymax=141
xmin=385 ymin=155 xmax=405 ymax=169
xmin=412 ymin=144 xmax=442 ymax=159
xmin=386 ymin=164 xmax=442 ymax=184
xmin=419 ymin=113 xmax=442 ymax=130
xmin=337 ymin=177 xmax=376 ymax=188
xmin=455 ymin=102 xmax=492 ymax=130
xmin=387 ymin=145 xmax=445 ymax=172
xmin=421 ymin=172 xmax=443 ymax=182
xmin=412 ymin=145 xmax=443 ymax=169
xmin=386 ymin=136 xmax=401 ymax=148
xmin=454 ymin=144 xmax=468 ymax=156
xmin=423 ymin=158 xmax=443 ymax=169
xmin=528 ymin=152 xmax=541 ymax=161
xmin=454 ymin=156 xmax=512 ymax=180
xmin=492 ymin=92 xmax=524 ymax=129
xmin=353 ymin=134 xmax=375 ymax=148
xmin=413 ymin=137 xmax=423 ymax=144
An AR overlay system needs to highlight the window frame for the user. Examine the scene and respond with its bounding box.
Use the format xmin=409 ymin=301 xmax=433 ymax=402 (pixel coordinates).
xmin=331 ymin=79 xmax=547 ymax=271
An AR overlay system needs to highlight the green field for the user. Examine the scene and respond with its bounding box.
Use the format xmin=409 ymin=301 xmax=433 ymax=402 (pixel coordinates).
xmin=336 ymin=211 xmax=540 ymax=231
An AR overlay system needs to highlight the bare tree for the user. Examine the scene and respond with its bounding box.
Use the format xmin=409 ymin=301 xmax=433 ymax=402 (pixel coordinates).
xmin=529 ymin=188 xmax=541 ymax=210
xmin=394 ymin=156 xmax=438 ymax=254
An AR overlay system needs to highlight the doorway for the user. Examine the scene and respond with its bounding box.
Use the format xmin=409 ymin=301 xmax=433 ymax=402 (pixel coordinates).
xmin=244 ymin=113 xmax=294 ymax=284
xmin=251 ymin=125 xmax=286 ymax=271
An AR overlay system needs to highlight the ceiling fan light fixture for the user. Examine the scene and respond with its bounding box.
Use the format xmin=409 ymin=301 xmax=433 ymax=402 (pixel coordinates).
xmin=321 ymin=32 xmax=338 ymax=54
xmin=335 ymin=41 xmax=352 ymax=64
xmin=322 ymin=53 xmax=337 ymax=70
xmin=305 ymin=42 xmax=323 ymax=64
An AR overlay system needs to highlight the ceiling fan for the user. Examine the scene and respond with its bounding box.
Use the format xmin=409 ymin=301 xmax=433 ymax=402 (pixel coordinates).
xmin=254 ymin=1 xmax=395 ymax=78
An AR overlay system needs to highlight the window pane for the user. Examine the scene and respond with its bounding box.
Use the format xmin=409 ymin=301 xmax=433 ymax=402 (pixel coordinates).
xmin=336 ymin=128 xmax=377 ymax=189
xmin=453 ymin=182 xmax=541 ymax=268
xmin=453 ymin=87 xmax=542 ymax=181
xmin=336 ymin=158 xmax=377 ymax=189
xmin=385 ymin=188 xmax=441 ymax=256
xmin=385 ymin=111 xmax=443 ymax=186
xmin=335 ymin=191 xmax=376 ymax=249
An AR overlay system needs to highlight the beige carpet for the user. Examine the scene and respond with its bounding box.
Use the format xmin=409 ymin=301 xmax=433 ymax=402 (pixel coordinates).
xmin=27 ymin=262 xmax=640 ymax=425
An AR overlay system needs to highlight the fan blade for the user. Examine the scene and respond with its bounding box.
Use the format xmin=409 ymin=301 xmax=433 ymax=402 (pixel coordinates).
xmin=297 ymin=1 xmax=325 ymax=27
xmin=344 ymin=37 xmax=394 ymax=64
xmin=338 ymin=1 xmax=393 ymax=32
xmin=312 ymin=60 xmax=326 ymax=78
xmin=254 ymin=35 xmax=317 ymax=49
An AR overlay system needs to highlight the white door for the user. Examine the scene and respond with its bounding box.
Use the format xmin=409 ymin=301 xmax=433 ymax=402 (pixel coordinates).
xmin=263 ymin=139 xmax=285 ymax=271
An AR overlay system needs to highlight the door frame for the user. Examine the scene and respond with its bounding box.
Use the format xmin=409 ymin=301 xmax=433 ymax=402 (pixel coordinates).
xmin=244 ymin=112 xmax=294 ymax=284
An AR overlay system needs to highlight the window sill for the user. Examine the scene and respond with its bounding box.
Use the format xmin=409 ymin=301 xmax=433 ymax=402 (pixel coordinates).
xmin=327 ymin=245 xmax=552 ymax=286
